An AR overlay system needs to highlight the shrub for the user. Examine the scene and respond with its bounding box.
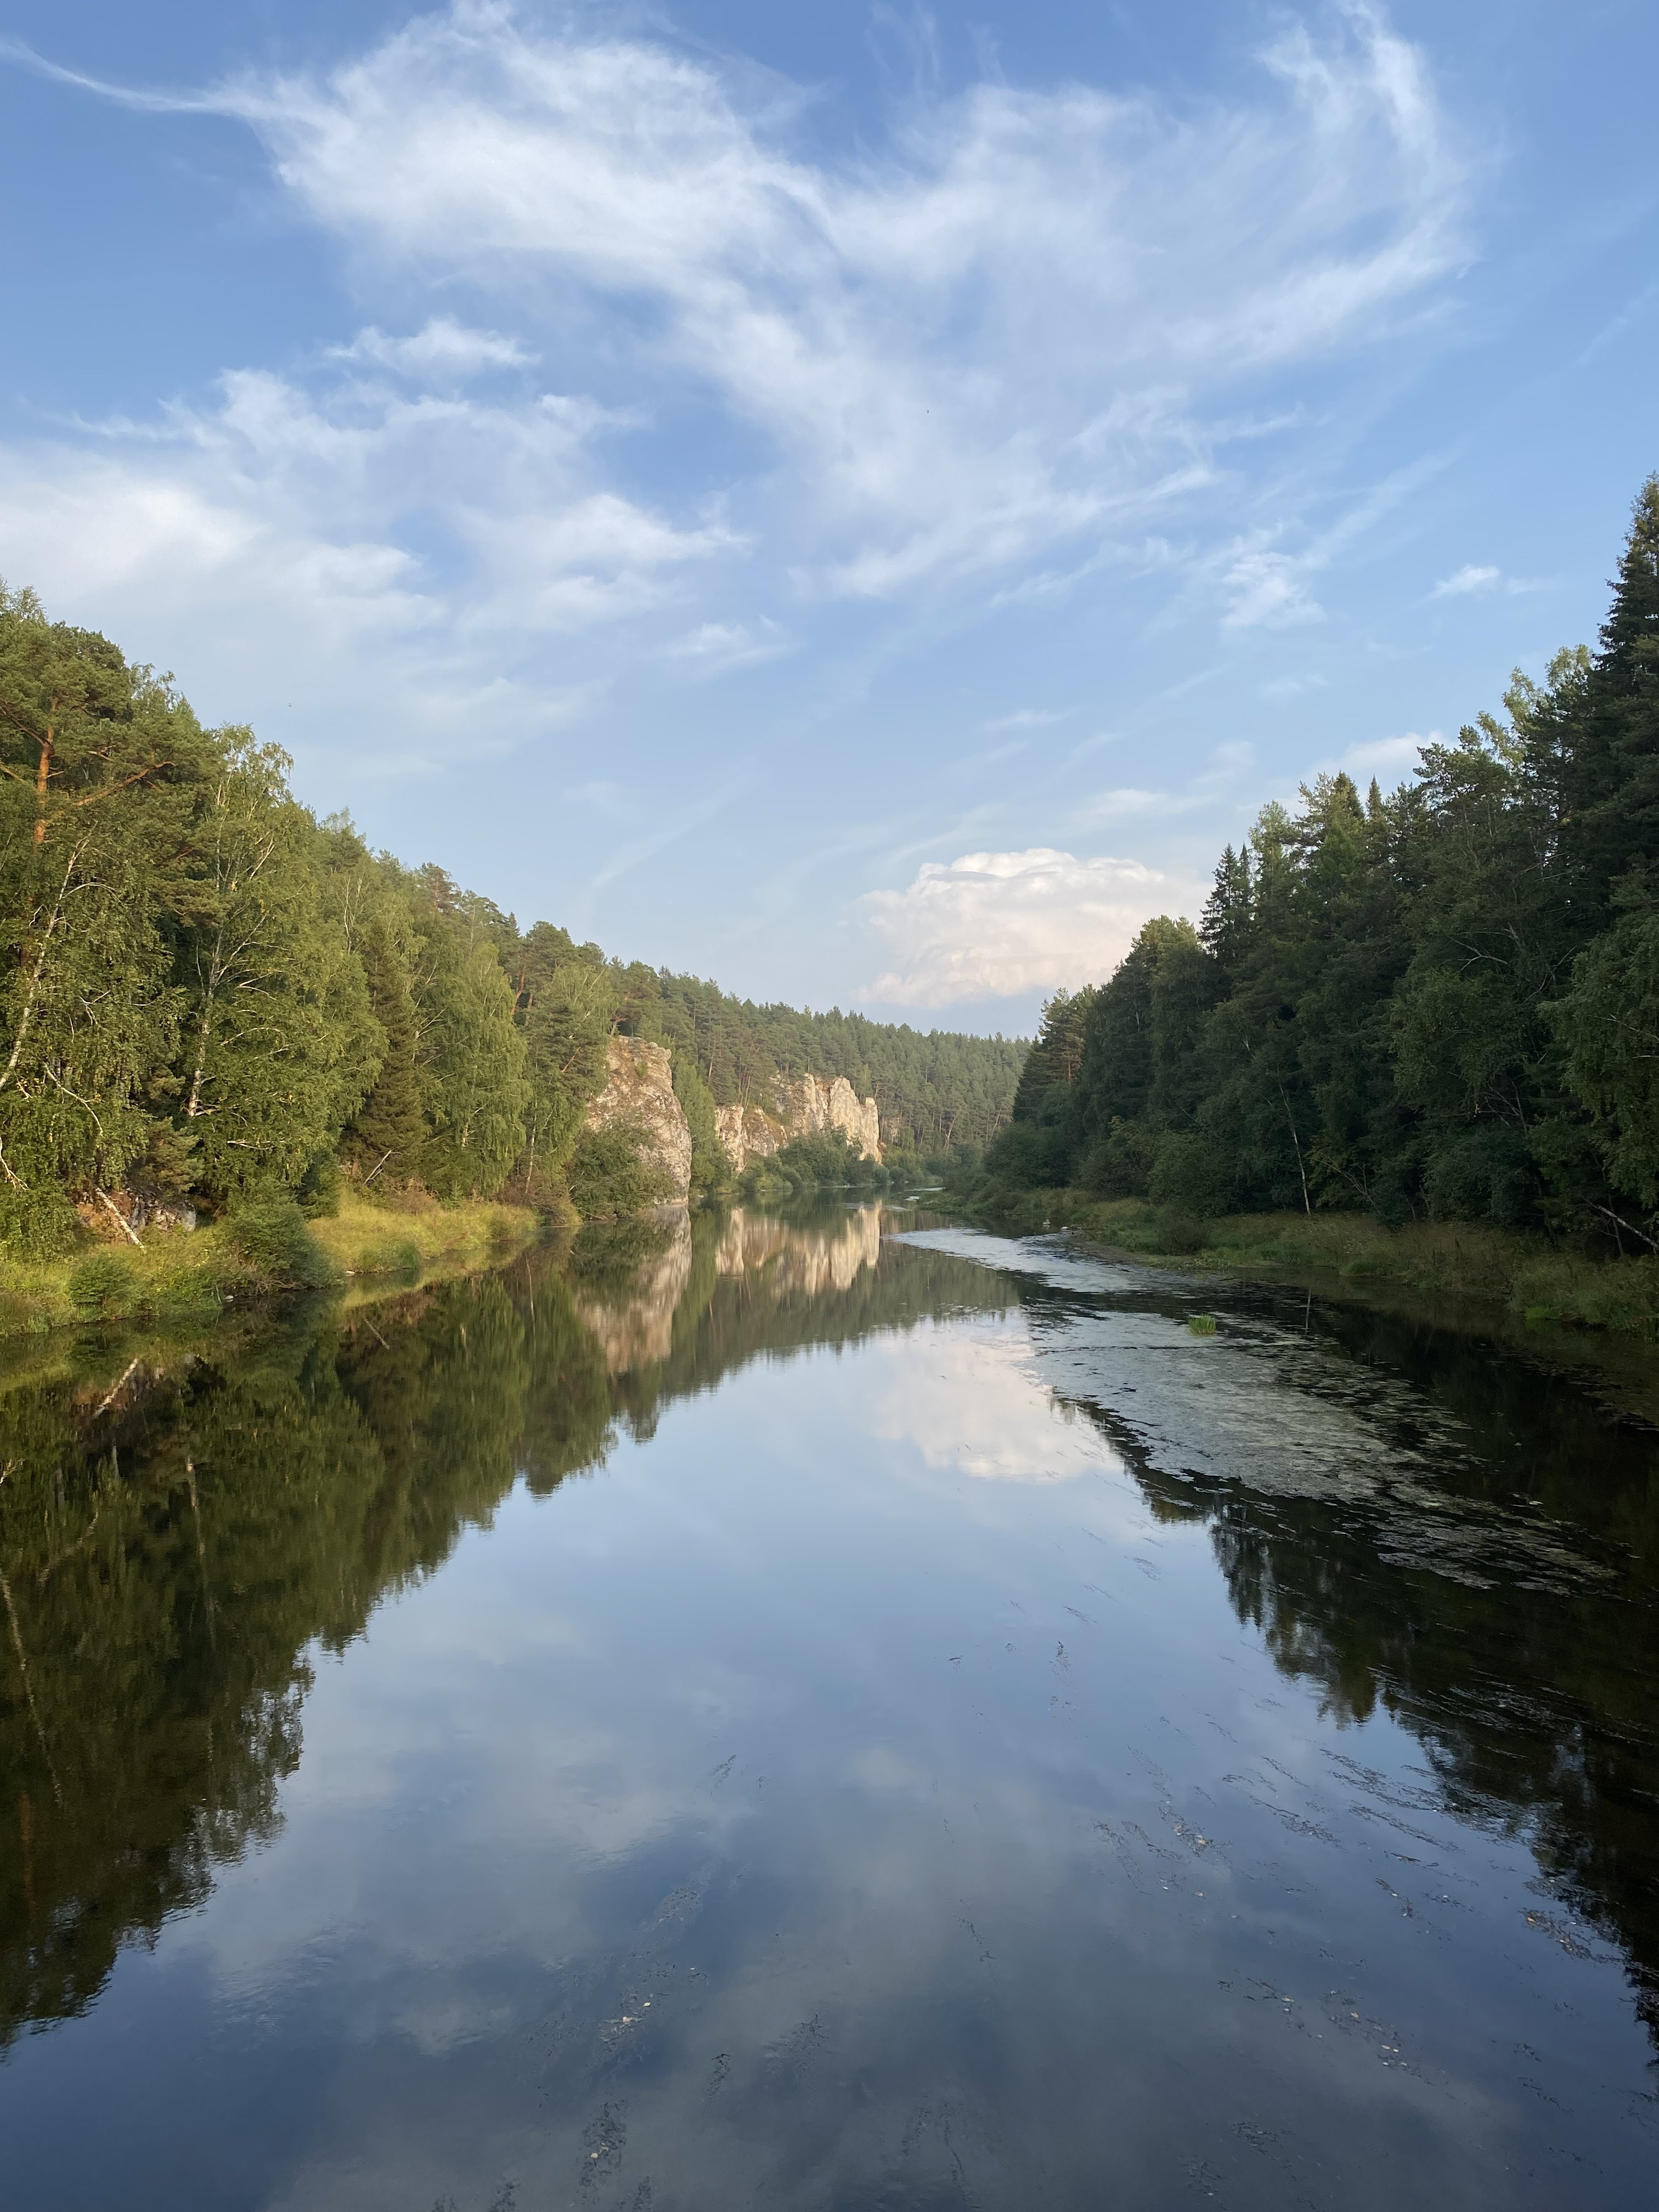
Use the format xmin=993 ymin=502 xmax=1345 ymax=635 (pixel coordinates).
xmin=567 ymin=1122 xmax=674 ymax=1219
xmin=227 ymin=1197 xmax=341 ymax=1288
xmin=1152 ymin=1206 xmax=1210 ymax=1255
xmin=1423 ymin=1127 xmax=1534 ymax=1228
xmin=769 ymin=1127 xmax=878 ymax=1190
xmin=0 ymin=1182 xmax=81 ymax=1260
xmin=984 ymin=1120 xmax=1070 ymax=1189
xmin=1148 ymin=1132 xmax=1231 ymax=1218
xmin=67 ymin=1252 xmax=139 ymax=1317
xmin=152 ymin=1266 xmax=223 ymax=1319
xmin=1082 ymin=1119 xmax=1158 ymax=1199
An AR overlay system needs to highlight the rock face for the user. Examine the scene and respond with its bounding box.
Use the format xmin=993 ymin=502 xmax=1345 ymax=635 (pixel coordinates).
xmin=714 ymin=1073 xmax=881 ymax=1172
xmin=583 ymin=1038 xmax=693 ymax=1205
xmin=713 ymin=1102 xmax=783 ymax=1173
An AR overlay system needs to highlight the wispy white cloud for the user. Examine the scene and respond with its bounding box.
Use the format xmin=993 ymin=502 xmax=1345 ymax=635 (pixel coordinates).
xmin=1259 ymin=670 xmax=1330 ymax=700
xmin=664 ymin=617 xmax=793 ymax=676
xmin=1432 ymin=562 xmax=1499 ymax=597
xmin=330 ymin=317 xmax=536 ymax=379
xmin=1432 ymin=562 xmax=1550 ymax=599
xmin=984 ymin=707 xmax=1066 ymax=732
xmin=1335 ymin=731 xmax=1435 ymax=778
xmin=204 ymin=1 xmax=1466 ymax=600
xmin=0 ymin=3 xmax=1474 ymax=812
xmin=861 ymin=847 xmax=1197 ymax=1005
xmin=1221 ymin=544 xmax=1327 ymax=630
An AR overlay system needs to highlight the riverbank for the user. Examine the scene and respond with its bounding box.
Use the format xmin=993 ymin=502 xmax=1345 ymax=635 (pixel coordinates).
xmin=960 ymin=1187 xmax=1659 ymax=1340
xmin=0 ymin=1190 xmax=539 ymax=1339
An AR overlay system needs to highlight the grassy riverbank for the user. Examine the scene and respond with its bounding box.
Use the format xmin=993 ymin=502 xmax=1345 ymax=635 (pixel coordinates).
xmin=0 ymin=1190 xmax=539 ymax=1339
xmin=964 ymin=1187 xmax=1659 ymax=1339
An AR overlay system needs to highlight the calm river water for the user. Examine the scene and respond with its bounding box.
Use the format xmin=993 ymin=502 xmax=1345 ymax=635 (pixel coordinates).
xmin=3 ymin=1204 xmax=1658 ymax=2210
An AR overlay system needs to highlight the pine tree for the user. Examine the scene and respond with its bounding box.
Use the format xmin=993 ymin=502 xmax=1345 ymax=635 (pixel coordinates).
xmin=1558 ymin=476 xmax=1659 ymax=919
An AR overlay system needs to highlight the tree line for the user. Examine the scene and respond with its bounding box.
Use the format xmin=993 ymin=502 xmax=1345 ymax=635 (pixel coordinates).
xmin=0 ymin=584 xmax=1023 ymax=1253
xmin=986 ymin=477 xmax=1659 ymax=1246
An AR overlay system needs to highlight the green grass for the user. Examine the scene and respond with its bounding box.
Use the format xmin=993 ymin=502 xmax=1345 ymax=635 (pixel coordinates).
xmin=959 ymin=1185 xmax=1659 ymax=1340
xmin=0 ymin=1190 xmax=538 ymax=1339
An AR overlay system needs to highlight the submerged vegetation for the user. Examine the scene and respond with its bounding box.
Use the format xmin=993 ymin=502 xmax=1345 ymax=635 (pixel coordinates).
xmin=0 ymin=579 xmax=1020 ymax=1318
xmin=960 ymin=477 xmax=1659 ymax=1334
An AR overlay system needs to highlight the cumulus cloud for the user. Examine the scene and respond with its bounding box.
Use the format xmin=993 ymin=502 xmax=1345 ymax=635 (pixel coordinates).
xmin=0 ymin=356 xmax=725 ymax=768
xmin=861 ymin=847 xmax=1188 ymax=1005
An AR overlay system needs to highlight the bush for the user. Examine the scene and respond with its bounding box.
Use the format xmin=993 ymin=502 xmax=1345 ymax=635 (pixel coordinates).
xmin=152 ymin=1266 xmax=223 ymax=1319
xmin=567 ymin=1122 xmax=674 ymax=1219
xmin=1152 ymin=1206 xmax=1211 ymax=1255
xmin=769 ymin=1127 xmax=878 ymax=1190
xmin=1081 ymin=1119 xmax=1156 ymax=1198
xmin=67 ymin=1252 xmax=139 ymax=1317
xmin=1423 ymin=1127 xmax=1534 ymax=1228
xmin=1148 ymin=1131 xmax=1231 ymax=1217
xmin=0 ymin=1182 xmax=80 ymax=1260
xmin=227 ymin=1197 xmax=341 ymax=1288
xmin=984 ymin=1120 xmax=1070 ymax=1188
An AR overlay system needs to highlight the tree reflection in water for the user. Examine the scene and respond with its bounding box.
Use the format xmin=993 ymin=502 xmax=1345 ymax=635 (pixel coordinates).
xmin=2 ymin=1203 xmax=1658 ymax=2082
xmin=0 ymin=1203 xmax=1007 ymax=2047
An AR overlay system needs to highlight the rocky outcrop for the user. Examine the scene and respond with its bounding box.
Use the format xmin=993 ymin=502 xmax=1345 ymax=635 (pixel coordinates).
xmin=583 ymin=1038 xmax=692 ymax=1205
xmin=714 ymin=1073 xmax=881 ymax=1172
xmin=714 ymin=1101 xmax=783 ymax=1174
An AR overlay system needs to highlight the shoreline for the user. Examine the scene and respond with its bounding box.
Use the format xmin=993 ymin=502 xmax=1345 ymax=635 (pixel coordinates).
xmin=953 ymin=1188 xmax=1659 ymax=1344
xmin=0 ymin=1190 xmax=541 ymax=1344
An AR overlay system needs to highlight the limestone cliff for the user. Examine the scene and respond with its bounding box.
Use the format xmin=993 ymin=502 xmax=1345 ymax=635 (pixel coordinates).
xmin=714 ymin=1072 xmax=881 ymax=1173
xmin=583 ymin=1038 xmax=693 ymax=1205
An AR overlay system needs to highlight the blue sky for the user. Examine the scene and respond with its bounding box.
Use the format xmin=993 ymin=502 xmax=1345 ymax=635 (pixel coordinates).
xmin=1 ymin=2 xmax=1655 ymax=1033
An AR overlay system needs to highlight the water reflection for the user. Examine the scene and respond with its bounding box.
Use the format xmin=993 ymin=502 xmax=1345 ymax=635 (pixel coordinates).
xmin=1 ymin=1208 xmax=1657 ymax=2208
xmin=0 ymin=1204 xmax=1009 ymax=2053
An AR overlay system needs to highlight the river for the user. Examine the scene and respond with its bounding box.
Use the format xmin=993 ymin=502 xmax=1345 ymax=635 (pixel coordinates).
xmin=2 ymin=1202 xmax=1657 ymax=2209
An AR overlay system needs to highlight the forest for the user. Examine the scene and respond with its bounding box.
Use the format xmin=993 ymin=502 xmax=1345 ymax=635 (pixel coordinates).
xmin=983 ymin=477 xmax=1659 ymax=1251
xmin=0 ymin=582 xmax=1022 ymax=1258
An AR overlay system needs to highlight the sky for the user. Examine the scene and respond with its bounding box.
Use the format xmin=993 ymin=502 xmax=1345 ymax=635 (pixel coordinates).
xmin=1 ymin=2 xmax=1656 ymax=1035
